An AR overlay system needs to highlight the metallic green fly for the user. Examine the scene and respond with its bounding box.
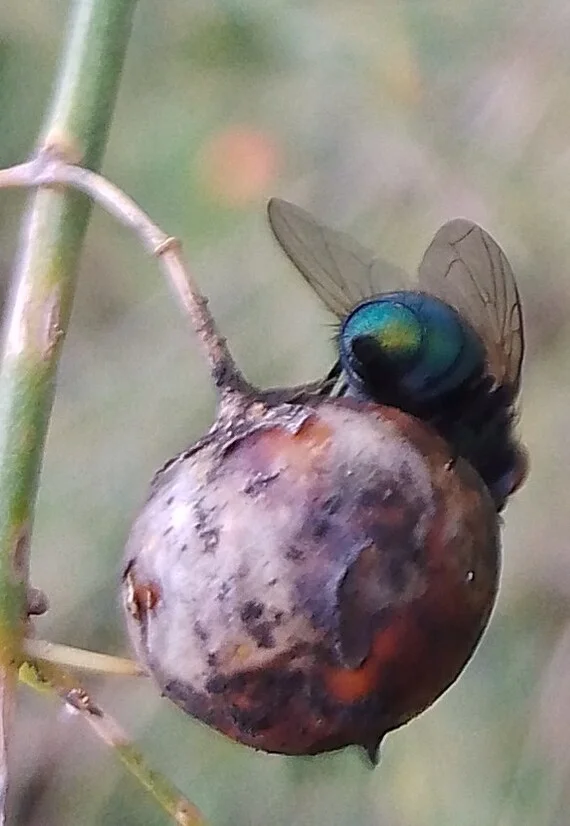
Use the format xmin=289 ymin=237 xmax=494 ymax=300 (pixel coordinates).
xmin=268 ymin=198 xmax=527 ymax=510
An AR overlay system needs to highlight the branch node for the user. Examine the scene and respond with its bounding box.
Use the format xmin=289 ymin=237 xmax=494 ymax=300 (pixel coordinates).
xmin=153 ymin=236 xmax=181 ymax=257
xmin=38 ymin=132 xmax=83 ymax=166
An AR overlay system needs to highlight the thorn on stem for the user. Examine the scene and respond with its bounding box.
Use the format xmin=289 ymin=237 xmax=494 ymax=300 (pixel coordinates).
xmin=26 ymin=588 xmax=49 ymax=617
xmin=64 ymin=687 xmax=102 ymax=717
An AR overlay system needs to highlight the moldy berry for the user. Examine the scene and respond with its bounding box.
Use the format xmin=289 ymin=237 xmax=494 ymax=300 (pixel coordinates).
xmin=122 ymin=394 xmax=499 ymax=762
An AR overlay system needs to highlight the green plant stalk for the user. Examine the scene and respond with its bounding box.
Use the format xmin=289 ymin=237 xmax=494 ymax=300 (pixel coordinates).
xmin=0 ymin=0 xmax=137 ymax=813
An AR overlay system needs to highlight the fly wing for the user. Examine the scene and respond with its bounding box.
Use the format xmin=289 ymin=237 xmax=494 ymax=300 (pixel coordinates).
xmin=417 ymin=218 xmax=524 ymax=394
xmin=268 ymin=198 xmax=408 ymax=318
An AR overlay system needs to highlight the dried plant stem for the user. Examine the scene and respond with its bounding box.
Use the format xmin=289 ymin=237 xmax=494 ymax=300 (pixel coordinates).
xmin=0 ymin=0 xmax=137 ymax=817
xmin=0 ymin=156 xmax=252 ymax=398
xmin=19 ymin=660 xmax=206 ymax=826
xmin=23 ymin=639 xmax=144 ymax=677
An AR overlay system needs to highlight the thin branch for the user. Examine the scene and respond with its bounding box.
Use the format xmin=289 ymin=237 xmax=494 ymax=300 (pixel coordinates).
xmin=19 ymin=660 xmax=207 ymax=826
xmin=0 ymin=154 xmax=253 ymax=398
xmin=23 ymin=639 xmax=144 ymax=677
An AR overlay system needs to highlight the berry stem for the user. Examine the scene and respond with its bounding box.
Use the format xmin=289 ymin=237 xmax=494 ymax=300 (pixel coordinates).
xmin=0 ymin=156 xmax=253 ymax=397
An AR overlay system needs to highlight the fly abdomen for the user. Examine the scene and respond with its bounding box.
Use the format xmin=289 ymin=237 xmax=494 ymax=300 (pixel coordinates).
xmin=426 ymin=375 xmax=522 ymax=510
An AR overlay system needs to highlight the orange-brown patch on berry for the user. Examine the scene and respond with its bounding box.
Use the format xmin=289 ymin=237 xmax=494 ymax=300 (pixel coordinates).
xmin=123 ymin=561 xmax=160 ymax=622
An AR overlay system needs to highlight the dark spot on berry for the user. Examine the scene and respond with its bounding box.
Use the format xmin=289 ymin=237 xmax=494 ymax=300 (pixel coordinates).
xmin=286 ymin=545 xmax=304 ymax=562
xmin=359 ymin=488 xmax=378 ymax=508
xmin=206 ymin=674 xmax=229 ymax=694
xmin=312 ymin=519 xmax=329 ymax=538
xmin=241 ymin=600 xmax=264 ymax=622
xmin=218 ymin=581 xmax=231 ymax=601
xmin=252 ymin=622 xmax=275 ymax=649
xmin=387 ymin=555 xmax=408 ymax=593
xmin=322 ymin=494 xmax=342 ymax=515
xmin=194 ymin=621 xmax=209 ymax=643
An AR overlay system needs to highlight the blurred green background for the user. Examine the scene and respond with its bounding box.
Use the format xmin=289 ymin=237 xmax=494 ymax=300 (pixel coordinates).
xmin=1 ymin=0 xmax=569 ymax=824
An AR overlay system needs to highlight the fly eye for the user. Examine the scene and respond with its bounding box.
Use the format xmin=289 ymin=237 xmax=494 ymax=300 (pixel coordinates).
xmin=351 ymin=330 xmax=417 ymax=370
xmin=351 ymin=335 xmax=384 ymax=367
